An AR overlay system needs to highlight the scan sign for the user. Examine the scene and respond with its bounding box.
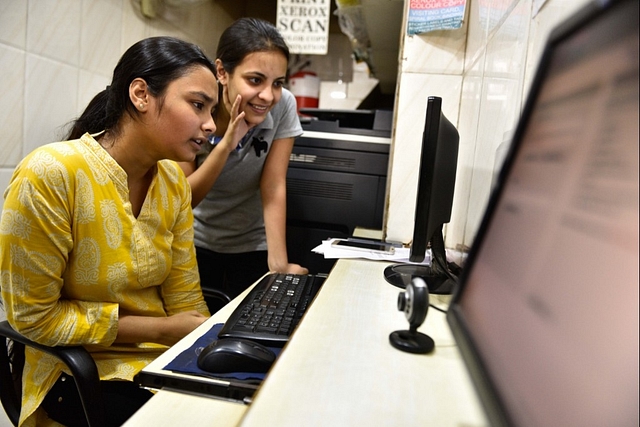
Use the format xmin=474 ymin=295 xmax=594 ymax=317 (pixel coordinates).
xmin=277 ymin=0 xmax=330 ymax=55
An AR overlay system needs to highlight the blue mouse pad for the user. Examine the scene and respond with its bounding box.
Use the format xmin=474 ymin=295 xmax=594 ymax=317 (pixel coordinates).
xmin=163 ymin=323 xmax=281 ymax=381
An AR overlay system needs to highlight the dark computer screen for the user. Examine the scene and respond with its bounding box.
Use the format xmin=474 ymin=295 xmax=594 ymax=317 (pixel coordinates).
xmin=384 ymin=96 xmax=461 ymax=294
xmin=447 ymin=0 xmax=638 ymax=425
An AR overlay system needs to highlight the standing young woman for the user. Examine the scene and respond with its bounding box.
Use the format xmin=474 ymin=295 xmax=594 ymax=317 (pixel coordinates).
xmin=180 ymin=18 xmax=308 ymax=301
xmin=0 ymin=37 xmax=216 ymax=426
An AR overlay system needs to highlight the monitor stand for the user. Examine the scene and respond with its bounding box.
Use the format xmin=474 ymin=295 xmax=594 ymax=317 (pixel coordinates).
xmin=384 ymin=228 xmax=459 ymax=295
xmin=383 ymin=264 xmax=456 ymax=295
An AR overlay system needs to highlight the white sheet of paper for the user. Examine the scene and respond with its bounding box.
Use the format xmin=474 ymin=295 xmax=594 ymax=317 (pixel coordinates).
xmin=312 ymin=239 xmax=431 ymax=265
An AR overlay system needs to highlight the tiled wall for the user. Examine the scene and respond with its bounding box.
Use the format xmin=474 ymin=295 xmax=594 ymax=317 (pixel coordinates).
xmin=385 ymin=0 xmax=590 ymax=251
xmin=0 ymin=0 xmax=241 ymax=211
xmin=1 ymin=0 xmax=593 ymax=254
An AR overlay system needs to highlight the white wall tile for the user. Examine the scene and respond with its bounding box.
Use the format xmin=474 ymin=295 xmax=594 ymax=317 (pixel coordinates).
xmin=483 ymin=0 xmax=520 ymax=37
xmin=0 ymin=0 xmax=27 ymax=49
xmin=0 ymin=0 xmax=239 ymax=205
xmin=523 ymin=0 xmax=590 ymax=100
xmin=24 ymin=54 xmax=79 ymax=153
xmin=459 ymin=0 xmax=533 ymax=246
xmin=121 ymin=0 xmax=148 ymax=51
xmin=484 ymin=0 xmax=531 ymax=79
xmin=401 ymin=25 xmax=467 ymax=75
xmin=27 ymin=0 xmax=81 ymax=66
xmin=385 ymin=73 xmax=462 ymax=243
xmin=387 ymin=0 xmax=587 ymax=254
xmin=464 ymin=0 xmax=489 ymax=71
xmin=78 ymin=69 xmax=111 ymax=114
xmin=448 ymin=72 xmax=483 ymax=249
xmin=0 ymin=45 xmax=25 ymax=167
xmin=80 ymin=0 xmax=123 ymax=75
xmin=462 ymin=75 xmax=522 ymax=246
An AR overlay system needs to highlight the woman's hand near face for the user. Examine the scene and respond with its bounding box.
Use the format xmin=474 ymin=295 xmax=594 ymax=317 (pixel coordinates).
xmin=216 ymin=90 xmax=249 ymax=153
xmin=180 ymin=91 xmax=251 ymax=207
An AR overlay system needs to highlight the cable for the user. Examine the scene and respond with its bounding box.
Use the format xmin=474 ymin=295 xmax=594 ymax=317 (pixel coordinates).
xmin=429 ymin=226 xmax=461 ymax=285
xmin=429 ymin=304 xmax=447 ymax=314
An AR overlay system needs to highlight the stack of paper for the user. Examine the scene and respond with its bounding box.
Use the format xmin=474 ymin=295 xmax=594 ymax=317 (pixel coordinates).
xmin=312 ymin=238 xmax=431 ymax=265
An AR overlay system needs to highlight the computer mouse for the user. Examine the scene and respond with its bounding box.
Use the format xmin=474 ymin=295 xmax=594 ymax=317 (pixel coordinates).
xmin=197 ymin=338 xmax=276 ymax=374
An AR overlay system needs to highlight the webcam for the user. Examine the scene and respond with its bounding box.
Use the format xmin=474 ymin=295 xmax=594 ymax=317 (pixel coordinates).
xmin=389 ymin=277 xmax=435 ymax=354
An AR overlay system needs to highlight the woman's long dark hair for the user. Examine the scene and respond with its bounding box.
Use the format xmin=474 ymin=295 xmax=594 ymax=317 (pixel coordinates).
xmin=66 ymin=37 xmax=215 ymax=140
xmin=216 ymin=18 xmax=290 ymax=75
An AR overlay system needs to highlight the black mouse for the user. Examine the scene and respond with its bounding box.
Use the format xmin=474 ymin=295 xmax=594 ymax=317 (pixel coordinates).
xmin=197 ymin=338 xmax=276 ymax=374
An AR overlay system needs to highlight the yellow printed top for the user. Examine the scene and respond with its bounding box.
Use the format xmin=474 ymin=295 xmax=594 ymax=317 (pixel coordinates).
xmin=0 ymin=133 xmax=209 ymax=426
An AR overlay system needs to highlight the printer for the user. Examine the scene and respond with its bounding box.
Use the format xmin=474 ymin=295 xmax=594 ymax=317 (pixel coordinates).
xmin=286 ymin=109 xmax=392 ymax=273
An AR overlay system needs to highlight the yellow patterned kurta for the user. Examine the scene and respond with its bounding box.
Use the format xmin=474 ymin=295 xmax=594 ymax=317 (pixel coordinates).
xmin=0 ymin=133 xmax=209 ymax=426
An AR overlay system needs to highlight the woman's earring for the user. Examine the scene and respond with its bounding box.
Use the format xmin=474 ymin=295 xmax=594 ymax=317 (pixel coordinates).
xmin=139 ymin=103 xmax=144 ymax=109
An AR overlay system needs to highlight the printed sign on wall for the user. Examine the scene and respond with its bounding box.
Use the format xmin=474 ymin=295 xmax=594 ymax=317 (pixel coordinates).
xmin=407 ymin=0 xmax=466 ymax=35
xmin=277 ymin=0 xmax=331 ymax=54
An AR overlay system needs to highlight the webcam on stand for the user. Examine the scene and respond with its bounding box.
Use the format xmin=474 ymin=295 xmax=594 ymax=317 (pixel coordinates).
xmin=389 ymin=277 xmax=435 ymax=354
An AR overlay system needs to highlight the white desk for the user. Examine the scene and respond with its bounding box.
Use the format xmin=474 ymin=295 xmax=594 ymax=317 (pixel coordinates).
xmin=126 ymin=258 xmax=487 ymax=426
xmin=124 ymin=287 xmax=254 ymax=427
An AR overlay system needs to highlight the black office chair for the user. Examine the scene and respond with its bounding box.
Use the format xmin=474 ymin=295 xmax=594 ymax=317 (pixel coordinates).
xmin=201 ymin=288 xmax=232 ymax=314
xmin=0 ymin=320 xmax=105 ymax=427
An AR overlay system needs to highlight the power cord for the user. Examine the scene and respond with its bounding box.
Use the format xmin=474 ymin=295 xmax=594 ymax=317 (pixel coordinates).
xmin=429 ymin=304 xmax=447 ymax=314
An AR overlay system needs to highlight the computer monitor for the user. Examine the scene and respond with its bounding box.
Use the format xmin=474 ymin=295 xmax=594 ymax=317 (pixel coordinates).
xmin=384 ymin=96 xmax=461 ymax=294
xmin=447 ymin=0 xmax=638 ymax=426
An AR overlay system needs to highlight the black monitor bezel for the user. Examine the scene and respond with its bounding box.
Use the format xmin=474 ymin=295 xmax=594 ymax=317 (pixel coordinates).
xmin=446 ymin=0 xmax=636 ymax=426
xmin=409 ymin=96 xmax=460 ymax=264
xmin=383 ymin=96 xmax=461 ymax=294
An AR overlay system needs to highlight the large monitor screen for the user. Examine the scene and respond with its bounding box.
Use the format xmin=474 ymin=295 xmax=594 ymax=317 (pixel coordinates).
xmin=447 ymin=0 xmax=639 ymax=425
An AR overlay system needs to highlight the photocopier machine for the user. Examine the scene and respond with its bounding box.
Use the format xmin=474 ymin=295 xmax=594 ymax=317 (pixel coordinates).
xmin=286 ymin=109 xmax=392 ymax=274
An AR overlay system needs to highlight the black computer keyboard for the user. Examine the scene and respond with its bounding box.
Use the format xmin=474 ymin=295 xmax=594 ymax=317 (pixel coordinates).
xmin=218 ymin=273 xmax=326 ymax=347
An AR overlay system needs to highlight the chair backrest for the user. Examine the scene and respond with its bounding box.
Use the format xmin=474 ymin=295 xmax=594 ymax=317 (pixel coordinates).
xmin=0 ymin=333 xmax=22 ymax=425
xmin=0 ymin=320 xmax=105 ymax=427
xmin=202 ymin=288 xmax=232 ymax=314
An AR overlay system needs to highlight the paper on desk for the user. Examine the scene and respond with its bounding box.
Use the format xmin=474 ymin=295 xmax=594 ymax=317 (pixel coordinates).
xmin=313 ymin=238 xmax=431 ymax=265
